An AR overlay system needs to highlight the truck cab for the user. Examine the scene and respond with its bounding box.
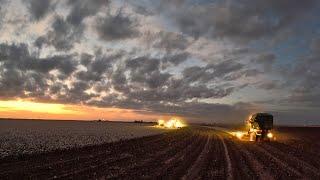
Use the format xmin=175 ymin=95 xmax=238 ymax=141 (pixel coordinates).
xmin=248 ymin=113 xmax=274 ymax=141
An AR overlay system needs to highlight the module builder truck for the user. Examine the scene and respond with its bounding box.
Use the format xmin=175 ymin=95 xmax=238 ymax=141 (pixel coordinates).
xmin=247 ymin=113 xmax=274 ymax=141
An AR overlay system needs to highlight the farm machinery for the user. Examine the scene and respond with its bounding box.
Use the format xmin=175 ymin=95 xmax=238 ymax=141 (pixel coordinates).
xmin=247 ymin=113 xmax=274 ymax=141
xmin=157 ymin=118 xmax=185 ymax=129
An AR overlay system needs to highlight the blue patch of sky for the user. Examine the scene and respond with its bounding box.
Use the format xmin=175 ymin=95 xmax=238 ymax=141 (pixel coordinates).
xmin=249 ymin=10 xmax=320 ymax=66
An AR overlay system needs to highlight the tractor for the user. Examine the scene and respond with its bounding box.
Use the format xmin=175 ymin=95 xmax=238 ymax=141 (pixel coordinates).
xmin=247 ymin=113 xmax=274 ymax=141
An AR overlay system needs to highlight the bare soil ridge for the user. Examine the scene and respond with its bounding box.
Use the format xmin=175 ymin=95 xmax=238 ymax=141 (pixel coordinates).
xmin=0 ymin=127 xmax=319 ymax=179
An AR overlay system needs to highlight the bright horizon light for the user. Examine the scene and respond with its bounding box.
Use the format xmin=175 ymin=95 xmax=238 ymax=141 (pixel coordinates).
xmin=0 ymin=100 xmax=77 ymax=114
xmin=157 ymin=118 xmax=186 ymax=129
xmin=0 ymin=100 xmax=169 ymax=121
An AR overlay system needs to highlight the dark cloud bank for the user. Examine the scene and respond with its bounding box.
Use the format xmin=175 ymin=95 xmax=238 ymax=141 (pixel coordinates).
xmin=0 ymin=42 xmax=253 ymax=123
xmin=0 ymin=0 xmax=320 ymax=125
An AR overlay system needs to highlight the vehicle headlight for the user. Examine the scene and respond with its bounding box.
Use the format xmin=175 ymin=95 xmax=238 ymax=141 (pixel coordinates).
xmin=267 ymin=132 xmax=273 ymax=138
xmin=235 ymin=132 xmax=244 ymax=139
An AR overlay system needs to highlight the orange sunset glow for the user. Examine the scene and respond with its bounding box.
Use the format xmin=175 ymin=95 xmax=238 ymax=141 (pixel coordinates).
xmin=0 ymin=100 xmax=162 ymax=121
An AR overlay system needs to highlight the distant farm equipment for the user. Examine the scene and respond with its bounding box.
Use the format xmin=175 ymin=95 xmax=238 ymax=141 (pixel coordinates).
xmin=157 ymin=118 xmax=186 ymax=129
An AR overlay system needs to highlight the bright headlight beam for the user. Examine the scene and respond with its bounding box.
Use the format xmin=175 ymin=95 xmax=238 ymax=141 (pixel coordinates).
xmin=267 ymin=132 xmax=273 ymax=138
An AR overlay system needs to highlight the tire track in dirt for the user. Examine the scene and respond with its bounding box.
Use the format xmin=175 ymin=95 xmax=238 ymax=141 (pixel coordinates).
xmin=267 ymin=141 xmax=320 ymax=169
xmin=243 ymin=143 xmax=302 ymax=179
xmin=196 ymin=129 xmax=232 ymax=179
xmin=33 ymin=135 xmax=173 ymax=179
xmin=111 ymin=134 xmax=197 ymax=178
xmin=217 ymin=134 xmax=233 ymax=180
xmin=224 ymin=139 xmax=257 ymax=179
xmin=258 ymin=143 xmax=320 ymax=178
xmin=229 ymin=139 xmax=275 ymax=180
xmin=253 ymin=144 xmax=302 ymax=176
xmin=201 ymin=135 xmax=225 ymax=179
xmin=0 ymin=133 xmax=166 ymax=175
xmin=0 ymin=129 xmax=192 ymax=179
xmin=212 ymin=129 xmax=275 ymax=180
xmin=182 ymin=134 xmax=211 ymax=180
xmin=58 ymin=130 xmax=193 ymax=179
xmin=156 ymin=132 xmax=207 ymax=179
xmin=209 ymin=127 xmax=319 ymax=179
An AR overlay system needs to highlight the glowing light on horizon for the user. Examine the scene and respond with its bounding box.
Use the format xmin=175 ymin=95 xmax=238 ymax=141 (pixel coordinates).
xmin=267 ymin=132 xmax=273 ymax=138
xmin=0 ymin=100 xmax=76 ymax=114
xmin=157 ymin=118 xmax=186 ymax=129
xmin=158 ymin=119 xmax=165 ymax=126
xmin=0 ymin=100 xmax=166 ymax=121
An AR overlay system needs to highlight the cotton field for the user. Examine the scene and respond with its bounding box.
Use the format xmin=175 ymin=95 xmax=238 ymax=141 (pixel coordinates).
xmin=0 ymin=120 xmax=165 ymax=158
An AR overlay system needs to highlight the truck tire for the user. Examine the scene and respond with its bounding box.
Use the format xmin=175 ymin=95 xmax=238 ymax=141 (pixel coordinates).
xmin=249 ymin=132 xmax=255 ymax=141
xmin=255 ymin=135 xmax=261 ymax=142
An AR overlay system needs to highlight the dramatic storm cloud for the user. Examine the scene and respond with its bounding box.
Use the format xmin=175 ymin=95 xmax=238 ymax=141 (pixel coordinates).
xmin=96 ymin=10 xmax=139 ymax=41
xmin=0 ymin=0 xmax=320 ymax=125
xmin=24 ymin=0 xmax=54 ymax=21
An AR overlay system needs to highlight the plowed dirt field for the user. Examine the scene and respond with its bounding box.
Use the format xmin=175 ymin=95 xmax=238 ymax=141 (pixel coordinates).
xmin=1 ymin=127 xmax=319 ymax=179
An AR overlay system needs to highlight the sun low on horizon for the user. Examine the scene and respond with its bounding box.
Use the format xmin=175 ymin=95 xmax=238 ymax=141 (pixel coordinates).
xmin=0 ymin=100 xmax=75 ymax=114
xmin=0 ymin=100 xmax=162 ymax=121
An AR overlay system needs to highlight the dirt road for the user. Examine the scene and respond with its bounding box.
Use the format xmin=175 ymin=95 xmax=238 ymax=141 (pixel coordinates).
xmin=1 ymin=127 xmax=320 ymax=179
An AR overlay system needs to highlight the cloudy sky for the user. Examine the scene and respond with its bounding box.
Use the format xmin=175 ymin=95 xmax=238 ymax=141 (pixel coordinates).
xmin=0 ymin=0 xmax=319 ymax=125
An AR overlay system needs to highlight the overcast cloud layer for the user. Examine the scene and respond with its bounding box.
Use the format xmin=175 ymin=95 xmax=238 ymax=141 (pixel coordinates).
xmin=0 ymin=0 xmax=320 ymax=125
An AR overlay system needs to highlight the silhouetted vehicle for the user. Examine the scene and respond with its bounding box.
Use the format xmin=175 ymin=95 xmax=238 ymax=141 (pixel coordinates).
xmin=248 ymin=113 xmax=274 ymax=141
